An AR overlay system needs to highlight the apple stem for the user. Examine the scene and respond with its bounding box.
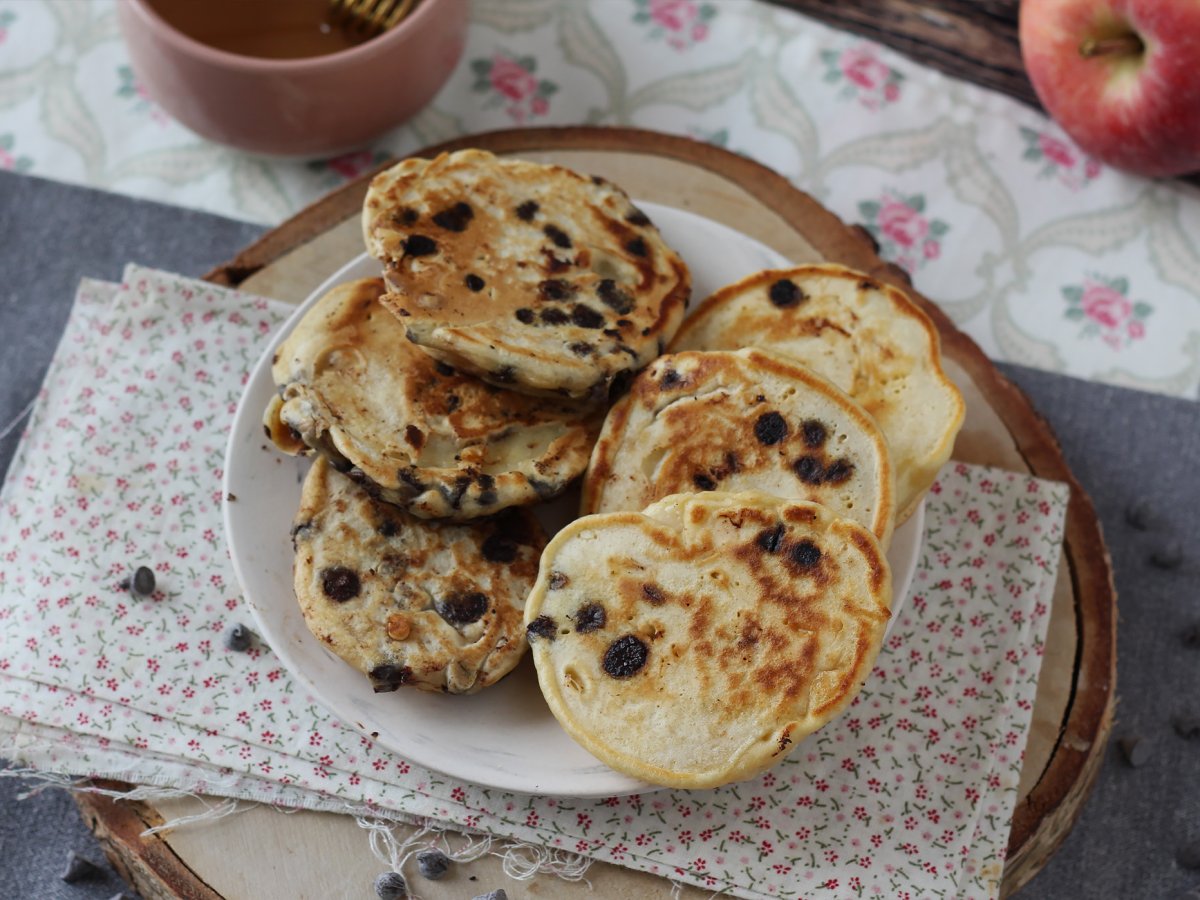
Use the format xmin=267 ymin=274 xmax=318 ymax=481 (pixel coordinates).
xmin=1079 ymin=33 xmax=1144 ymax=59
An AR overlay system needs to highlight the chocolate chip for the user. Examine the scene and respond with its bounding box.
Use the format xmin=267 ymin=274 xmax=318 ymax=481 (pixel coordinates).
xmin=754 ymin=411 xmax=788 ymax=445
xmin=626 ymin=208 xmax=651 ymax=226
xmin=660 ymin=368 xmax=682 ymax=389
xmin=539 ymin=278 xmax=574 ymax=301
xmin=575 ymin=603 xmax=606 ymax=633
xmin=396 ymin=207 xmax=419 ymax=225
xmin=569 ymin=341 xmax=593 ymax=356
xmin=1118 ymin=735 xmax=1151 ymax=767
xmin=1124 ymin=499 xmax=1153 ymax=530
xmin=481 ymin=534 xmax=518 ymax=564
xmin=445 ymin=394 xmax=460 ymax=412
xmin=465 ymin=274 xmax=486 ymax=292
xmin=597 ymin=279 xmax=634 ymax=314
xmin=1175 ymin=716 xmax=1200 ymax=739
xmin=515 ymin=308 xmax=535 ymax=324
xmin=404 ymin=235 xmax=437 ymax=256
xmin=790 ymin=540 xmax=822 ymax=568
xmin=527 ymin=615 xmax=557 ymax=641
xmin=321 ymin=566 xmax=361 ymax=602
xmin=526 ymin=476 xmax=559 ymax=499
xmin=571 ymin=304 xmax=605 ymax=329
xmin=802 ymin=419 xmax=828 ymax=448
xmin=516 ymin=200 xmax=539 ymax=221
xmin=416 ymin=849 xmax=451 ymax=881
xmin=1177 ymin=841 xmax=1200 ymax=870
xmin=432 ymin=201 xmax=473 ymax=232
xmin=793 ymin=455 xmax=825 ymax=485
xmin=768 ymin=279 xmax=804 ymax=308
xmin=824 ymin=458 xmax=855 ymax=485
xmin=225 ymin=624 xmax=252 ymax=652
xmin=132 ymin=565 xmax=156 ymax=596
xmin=541 ymin=307 xmax=569 ymax=325
xmin=549 ymin=571 xmax=569 ymax=590
xmin=1151 ymin=541 xmax=1183 ymax=570
xmin=756 ymin=524 xmax=786 ymax=553
xmin=61 ymin=852 xmax=103 ymax=883
xmin=404 ymin=424 xmax=424 ymax=449
xmin=378 ymin=519 xmax=398 ymax=538
xmin=693 ymin=473 xmax=717 ymax=490
xmin=436 ymin=592 xmax=488 ymax=625
xmin=625 ymin=237 xmax=647 ymax=257
xmin=434 ymin=361 xmax=455 ymax=377
xmin=544 ymin=224 xmax=572 ymax=248
xmin=603 ymin=635 xmax=649 ymax=678
xmin=642 ymin=583 xmax=665 ymax=603
xmin=374 ymin=871 xmax=409 ymax=898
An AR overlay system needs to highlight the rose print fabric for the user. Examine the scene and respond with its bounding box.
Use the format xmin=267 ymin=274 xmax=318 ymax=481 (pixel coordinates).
xmin=1 ymin=0 xmax=1198 ymax=398
xmin=0 ymin=267 xmax=1069 ymax=899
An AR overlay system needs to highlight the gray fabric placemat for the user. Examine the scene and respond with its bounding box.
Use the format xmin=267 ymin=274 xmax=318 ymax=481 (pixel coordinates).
xmin=1 ymin=170 xmax=1198 ymax=899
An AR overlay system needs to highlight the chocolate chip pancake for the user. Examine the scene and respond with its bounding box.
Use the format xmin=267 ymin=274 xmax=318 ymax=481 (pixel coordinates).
xmin=525 ymin=490 xmax=891 ymax=788
xmin=670 ymin=265 xmax=964 ymax=521
xmin=264 ymin=278 xmax=600 ymax=520
xmin=294 ymin=456 xmax=545 ymax=694
xmin=362 ymin=149 xmax=691 ymax=400
xmin=581 ymin=348 xmax=896 ymax=547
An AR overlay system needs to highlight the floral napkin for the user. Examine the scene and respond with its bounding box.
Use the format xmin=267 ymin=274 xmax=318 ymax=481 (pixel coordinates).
xmin=0 ymin=266 xmax=1070 ymax=899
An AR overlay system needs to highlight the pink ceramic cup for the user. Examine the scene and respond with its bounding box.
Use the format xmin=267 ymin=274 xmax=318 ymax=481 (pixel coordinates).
xmin=118 ymin=0 xmax=468 ymax=158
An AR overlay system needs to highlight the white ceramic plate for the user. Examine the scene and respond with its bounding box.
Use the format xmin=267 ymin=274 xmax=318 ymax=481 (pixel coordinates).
xmin=223 ymin=201 xmax=924 ymax=797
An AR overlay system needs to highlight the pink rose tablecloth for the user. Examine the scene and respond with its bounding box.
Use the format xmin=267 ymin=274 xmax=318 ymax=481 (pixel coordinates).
xmin=0 ymin=266 xmax=1070 ymax=899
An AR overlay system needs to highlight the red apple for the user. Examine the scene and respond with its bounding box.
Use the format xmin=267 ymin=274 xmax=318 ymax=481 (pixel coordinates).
xmin=1019 ymin=0 xmax=1200 ymax=177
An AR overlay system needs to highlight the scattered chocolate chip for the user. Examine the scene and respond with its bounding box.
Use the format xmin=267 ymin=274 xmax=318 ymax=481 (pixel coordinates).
xmin=597 ymin=279 xmax=634 ymax=314
xmin=1151 ymin=541 xmax=1183 ymax=570
xmin=515 ymin=308 xmax=535 ymax=324
xmin=693 ymin=473 xmax=717 ymax=490
xmin=369 ymin=664 xmax=412 ymax=693
xmin=793 ymin=455 xmax=825 ymax=485
xmin=434 ymin=361 xmax=455 ymax=377
xmin=571 ymin=304 xmax=605 ymax=329
xmin=472 ymin=891 xmax=508 ymax=900
xmin=790 ymin=540 xmax=822 ymax=569
xmin=526 ymin=476 xmax=559 ymax=499
xmin=482 ymin=534 xmax=518 ymax=564
xmin=540 ymin=307 xmax=569 ymax=325
xmin=432 ymin=201 xmax=473 ymax=232
xmin=321 ymin=566 xmax=361 ymax=602
xmin=642 ymin=583 xmax=665 ymax=603
xmin=378 ymin=519 xmax=398 ymax=538
xmin=404 ymin=235 xmax=437 ymax=257
xmin=802 ymin=419 xmax=828 ymax=448
xmin=396 ymin=207 xmax=419 ymax=226
xmin=527 ymin=615 xmax=557 ymax=641
xmin=824 ymin=458 xmax=855 ymax=485
xmin=756 ymin=524 xmax=786 ymax=553
xmin=768 ymin=278 xmax=804 ymax=308
xmin=1118 ymin=735 xmax=1151 ymax=767
xmin=404 ymin=424 xmax=424 ymax=449
xmin=569 ymin=341 xmax=594 ymax=356
xmin=436 ymin=592 xmax=488 ymax=625
xmin=539 ymin=278 xmax=574 ymax=301
xmin=754 ymin=411 xmax=788 ymax=445
xmin=575 ymin=603 xmax=607 ymax=633
xmin=549 ymin=571 xmax=569 ymax=590
xmin=225 ymin=624 xmax=252 ymax=652
xmin=116 ymin=576 xmax=131 ymax=591
xmin=603 ymin=634 xmax=649 ymax=678
xmin=515 ymin=200 xmax=539 ymax=221
xmin=61 ymin=852 xmax=103 ymax=883
xmin=544 ymin=224 xmax=572 ymax=248
xmin=626 ymin=208 xmax=651 ymax=226
xmin=374 ymin=871 xmax=409 ymax=899
xmin=465 ymin=274 xmax=486 ymax=292
xmin=660 ymin=368 xmax=682 ymax=389
xmin=132 ymin=565 xmax=156 ymax=596
xmin=1178 ymin=841 xmax=1200 ymax=871
xmin=226 ymin=492 xmax=237 ymax=501
xmin=416 ymin=849 xmax=451 ymax=881
xmin=625 ymin=237 xmax=647 ymax=257
xmin=545 ymin=254 xmax=571 ymax=273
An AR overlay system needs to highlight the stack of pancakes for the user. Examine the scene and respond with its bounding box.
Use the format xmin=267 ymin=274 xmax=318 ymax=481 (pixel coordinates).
xmin=263 ymin=149 xmax=964 ymax=788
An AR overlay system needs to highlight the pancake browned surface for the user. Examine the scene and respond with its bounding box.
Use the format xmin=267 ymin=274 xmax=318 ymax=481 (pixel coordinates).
xmin=670 ymin=265 xmax=964 ymax=521
xmin=525 ymin=491 xmax=891 ymax=788
xmin=265 ymin=278 xmax=600 ymax=520
xmin=294 ymin=456 xmax=545 ymax=694
xmin=362 ymin=149 xmax=691 ymax=399
xmin=581 ymin=348 xmax=896 ymax=547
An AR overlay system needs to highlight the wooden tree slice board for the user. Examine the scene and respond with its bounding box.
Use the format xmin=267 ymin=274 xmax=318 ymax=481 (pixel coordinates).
xmin=77 ymin=127 xmax=1115 ymax=900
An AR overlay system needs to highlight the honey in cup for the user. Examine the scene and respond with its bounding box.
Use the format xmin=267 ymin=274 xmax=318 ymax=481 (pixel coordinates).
xmin=144 ymin=0 xmax=384 ymax=59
